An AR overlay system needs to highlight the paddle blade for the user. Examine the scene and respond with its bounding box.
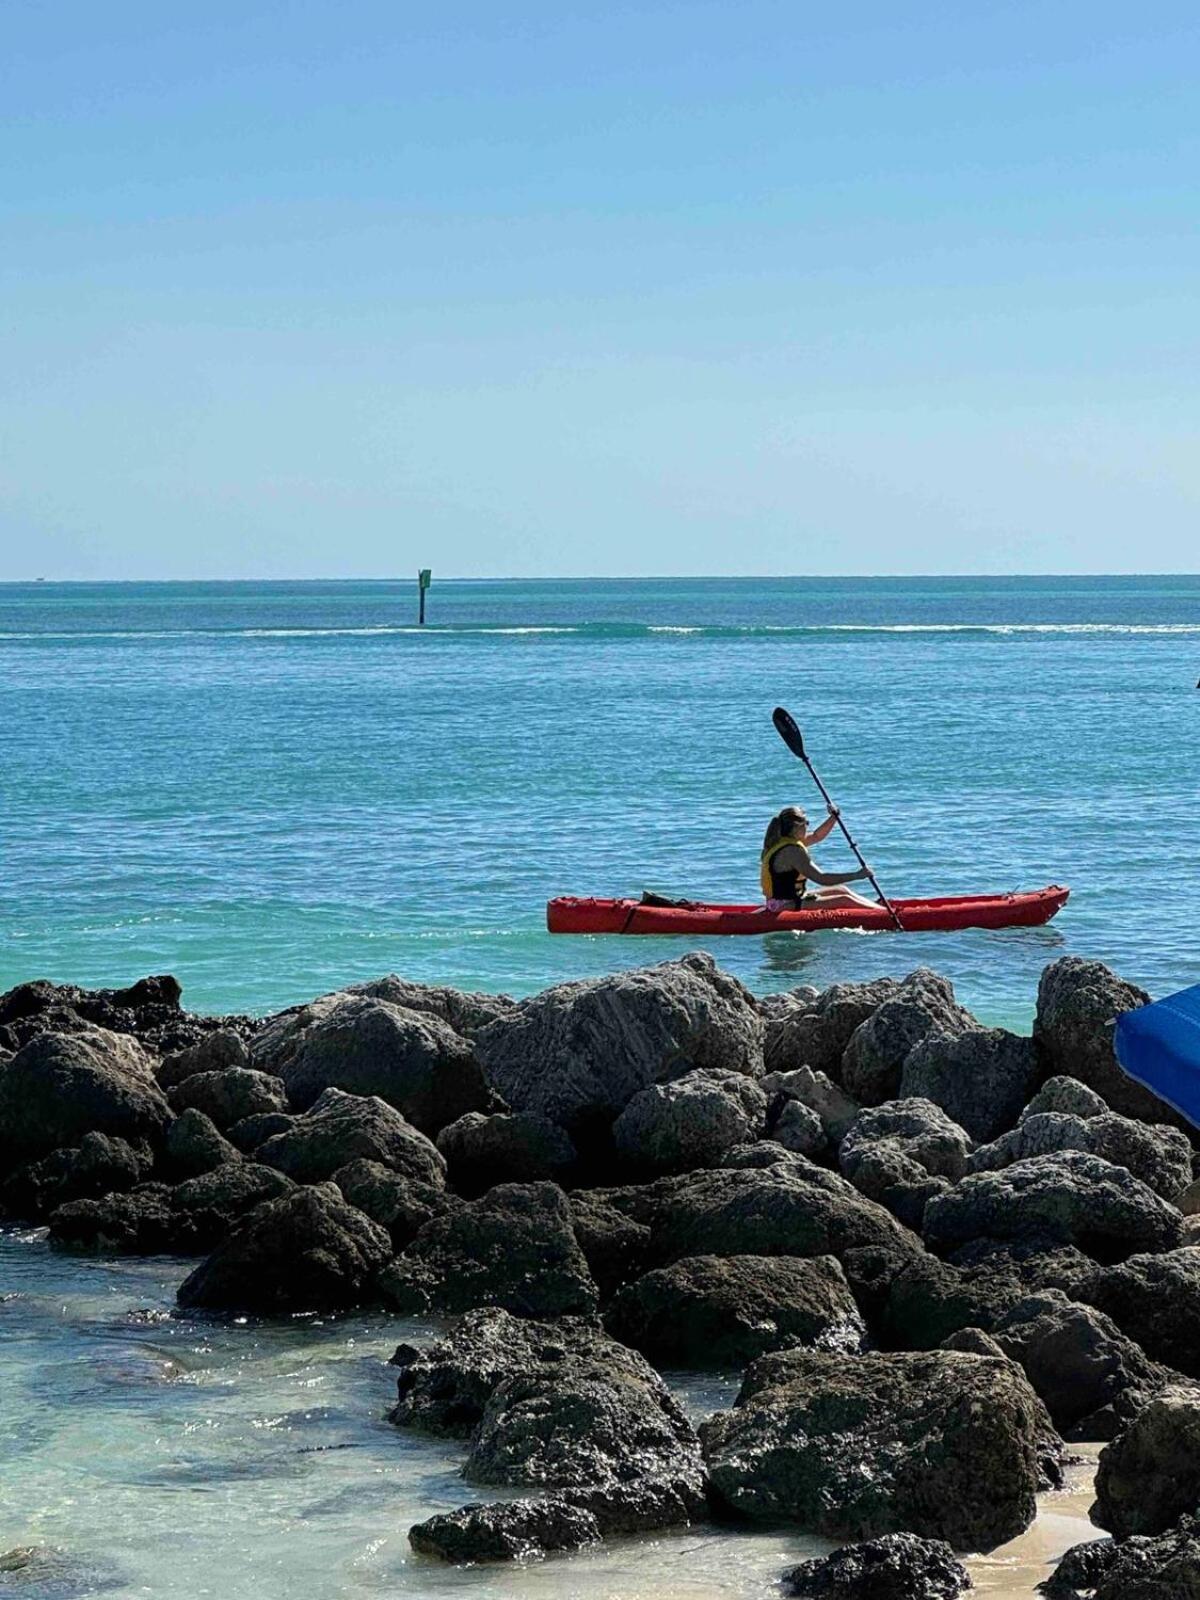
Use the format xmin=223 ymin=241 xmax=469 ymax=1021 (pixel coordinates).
xmin=772 ymin=706 xmax=806 ymax=760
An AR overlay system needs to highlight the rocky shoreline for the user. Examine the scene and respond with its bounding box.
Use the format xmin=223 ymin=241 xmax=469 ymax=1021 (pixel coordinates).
xmin=3 ymin=956 xmax=1199 ymax=1596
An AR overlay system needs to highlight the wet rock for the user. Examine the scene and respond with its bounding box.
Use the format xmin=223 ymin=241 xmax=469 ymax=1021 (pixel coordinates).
xmin=379 ymin=1181 xmax=599 ymax=1318
xmin=1092 ymin=1384 xmax=1200 ymax=1536
xmin=168 ymin=1162 xmax=295 ymax=1248
xmin=48 ymin=1184 xmax=177 ymax=1253
xmin=157 ymin=1030 xmax=250 ymax=1090
xmin=253 ymin=992 xmax=492 ymax=1134
xmin=841 ymin=971 xmax=977 ymax=1106
xmin=612 ymin=1069 xmax=768 ymax=1175
xmin=968 ymin=1111 xmax=1192 ymax=1202
xmin=176 ymin=1183 xmax=391 ymax=1313
xmin=764 ymin=977 xmax=901 ymax=1078
xmin=1042 ymin=1516 xmax=1200 ymax=1599
xmin=436 ymin=1110 xmax=575 ymax=1196
xmin=473 ymin=954 xmax=763 ymax=1144
xmin=0 ymin=1027 xmax=171 ymax=1165
xmin=1034 ymin=958 xmax=1185 ymax=1129
xmin=901 ymin=1027 xmax=1039 ymax=1143
xmin=702 ymin=1346 xmax=1055 ymax=1549
xmin=923 ymin=1152 xmax=1185 ymax=1262
xmin=764 ymin=1065 xmax=860 ymax=1145
xmin=567 ymin=1192 xmax=653 ymax=1298
xmin=1 ymin=1133 xmax=151 ymax=1221
xmin=408 ymin=1498 xmax=600 ymax=1562
xmin=161 ymin=1108 xmax=242 ymax=1180
xmin=166 ymin=1067 xmax=288 ymax=1130
xmin=332 ymin=1159 xmax=462 ymax=1248
xmin=256 ymin=1088 xmax=445 ymax=1187
xmin=1078 ymin=1248 xmax=1200 ymax=1379
xmin=605 ymin=1253 xmax=866 ymax=1368
xmin=784 ymin=1533 xmax=971 ymax=1598
xmin=1022 ymin=1075 xmax=1110 ymax=1122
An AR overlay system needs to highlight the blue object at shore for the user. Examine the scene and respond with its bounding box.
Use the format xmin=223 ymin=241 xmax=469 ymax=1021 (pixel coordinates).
xmin=1115 ymin=985 xmax=1200 ymax=1131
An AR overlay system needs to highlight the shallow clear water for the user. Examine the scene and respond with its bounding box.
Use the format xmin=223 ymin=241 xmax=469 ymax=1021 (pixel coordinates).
xmin=3 ymin=575 xmax=1200 ymax=1027
xmin=0 ymin=1232 xmax=1098 ymax=1599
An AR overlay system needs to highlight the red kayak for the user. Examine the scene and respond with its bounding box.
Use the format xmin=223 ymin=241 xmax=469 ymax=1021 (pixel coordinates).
xmin=547 ymin=885 xmax=1070 ymax=936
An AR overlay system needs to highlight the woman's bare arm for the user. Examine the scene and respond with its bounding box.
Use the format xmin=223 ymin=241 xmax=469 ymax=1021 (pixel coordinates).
xmin=789 ymin=842 xmax=867 ymax=887
xmin=803 ymin=809 xmax=839 ymax=847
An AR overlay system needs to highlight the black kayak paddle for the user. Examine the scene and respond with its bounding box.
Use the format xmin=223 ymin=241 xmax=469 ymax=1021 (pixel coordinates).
xmin=771 ymin=706 xmax=904 ymax=931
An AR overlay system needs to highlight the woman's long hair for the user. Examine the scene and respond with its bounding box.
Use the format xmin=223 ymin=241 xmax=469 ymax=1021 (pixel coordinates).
xmin=762 ymin=806 xmax=807 ymax=854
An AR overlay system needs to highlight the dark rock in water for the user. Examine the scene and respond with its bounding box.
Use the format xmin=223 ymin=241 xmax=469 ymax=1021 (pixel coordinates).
xmin=1034 ymin=958 xmax=1187 ymax=1131
xmin=225 ymin=1110 xmax=294 ymax=1152
xmin=967 ymin=1111 xmax=1192 ymax=1202
xmin=169 ymin=1162 xmax=293 ymax=1246
xmin=1022 ymin=1075 xmax=1110 ymax=1122
xmin=379 ymin=1181 xmax=599 ymax=1318
xmin=902 ymin=1026 xmax=1039 ymax=1143
xmin=0 ymin=975 xmax=250 ymax=1057
xmin=701 ymin=1346 xmax=1056 ymax=1550
xmin=250 ymin=991 xmax=493 ymax=1134
xmin=166 ymin=1067 xmax=288 ymax=1130
xmin=567 ymin=1191 xmax=653 ymax=1299
xmin=1 ymin=1132 xmax=151 ymax=1221
xmin=161 ymin=1108 xmax=242 ymax=1180
xmin=604 ymin=1253 xmax=866 ymax=1368
xmin=838 ymin=1099 xmax=972 ymax=1232
xmin=435 ymin=1110 xmax=575 ymax=1196
xmin=1092 ymin=1384 xmax=1200 ymax=1536
xmin=923 ymin=1152 xmax=1185 ymax=1262
xmin=332 ymin=1159 xmax=462 ymax=1249
xmin=841 ymin=971 xmax=977 ymax=1106
xmin=0 ymin=1028 xmax=172 ymax=1165
xmin=1078 ymin=1248 xmax=1200 ymax=1379
xmin=612 ymin=1069 xmax=768 ymax=1175
xmin=176 ymin=1183 xmax=391 ymax=1312
xmin=784 ymin=1533 xmax=971 ymax=1598
xmin=764 ymin=978 xmax=901 ymax=1078
xmin=48 ymin=1164 xmax=293 ymax=1253
xmin=1042 ymin=1516 xmax=1200 ymax=1599
xmin=0 ymin=1542 xmax=127 ymax=1597
xmin=256 ymin=1088 xmax=445 ymax=1187
xmin=473 ymin=953 xmax=763 ymax=1144
xmin=408 ymin=1498 xmax=600 ymax=1563
xmin=157 ymin=1030 xmax=250 ymax=1090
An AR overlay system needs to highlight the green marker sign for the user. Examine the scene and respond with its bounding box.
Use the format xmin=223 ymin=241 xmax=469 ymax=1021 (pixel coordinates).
xmin=418 ymin=568 xmax=432 ymax=590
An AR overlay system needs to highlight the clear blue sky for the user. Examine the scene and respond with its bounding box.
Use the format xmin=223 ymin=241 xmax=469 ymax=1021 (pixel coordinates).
xmin=3 ymin=2 xmax=1197 ymax=578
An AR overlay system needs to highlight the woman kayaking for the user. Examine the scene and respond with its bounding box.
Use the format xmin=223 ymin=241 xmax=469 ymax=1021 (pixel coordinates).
xmin=760 ymin=805 xmax=878 ymax=911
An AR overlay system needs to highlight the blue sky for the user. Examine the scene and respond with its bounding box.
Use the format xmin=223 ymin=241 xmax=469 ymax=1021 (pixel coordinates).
xmin=2 ymin=2 xmax=1197 ymax=578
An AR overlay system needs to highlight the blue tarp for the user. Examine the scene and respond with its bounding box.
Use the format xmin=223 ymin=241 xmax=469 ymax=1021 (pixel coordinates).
xmin=1115 ymin=983 xmax=1200 ymax=1131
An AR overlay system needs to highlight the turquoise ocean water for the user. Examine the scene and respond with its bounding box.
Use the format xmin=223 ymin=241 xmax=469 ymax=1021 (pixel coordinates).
xmin=3 ymin=575 xmax=1199 ymax=1026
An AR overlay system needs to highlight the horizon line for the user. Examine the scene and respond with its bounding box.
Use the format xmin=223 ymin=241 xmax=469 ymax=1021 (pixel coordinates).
xmin=4 ymin=571 xmax=1199 ymax=586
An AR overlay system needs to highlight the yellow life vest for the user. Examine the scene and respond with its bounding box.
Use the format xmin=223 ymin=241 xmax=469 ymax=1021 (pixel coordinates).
xmin=760 ymin=837 xmax=804 ymax=898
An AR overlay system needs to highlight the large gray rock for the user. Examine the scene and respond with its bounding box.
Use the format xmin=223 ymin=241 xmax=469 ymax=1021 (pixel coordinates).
xmin=1092 ymin=1383 xmax=1200 ymax=1536
xmin=605 ymin=1253 xmax=866 ymax=1368
xmin=837 ymin=1100 xmax=971 ymax=1230
xmin=408 ymin=1498 xmax=599 ymax=1563
xmin=612 ymin=1069 xmax=768 ymax=1174
xmin=1022 ymin=1075 xmax=1109 ymax=1122
xmin=166 ymin=1067 xmax=288 ymax=1130
xmin=253 ymin=994 xmax=492 ymax=1134
xmin=474 ymin=954 xmax=763 ymax=1142
xmin=701 ymin=1347 xmax=1056 ymax=1549
xmin=1044 ymin=1515 xmax=1200 ymax=1599
xmin=1 ymin=1132 xmax=151 ymax=1221
xmin=924 ymin=1152 xmax=1185 ymax=1262
xmin=841 ymin=971 xmax=977 ymax=1105
xmin=332 ymin=1158 xmax=461 ymax=1248
xmin=49 ymin=1163 xmax=293 ymax=1254
xmin=968 ymin=1111 xmax=1192 ymax=1202
xmin=256 ymin=1088 xmax=445 ymax=1187
xmin=884 ymin=1247 xmax=1103 ymax=1351
xmin=177 ymin=1183 xmax=391 ymax=1312
xmin=1078 ymin=1248 xmax=1200 ymax=1379
xmin=1035 ymin=958 xmax=1184 ymax=1128
xmin=0 ymin=1028 xmax=171 ymax=1165
xmin=157 ymin=1030 xmax=249 ymax=1090
xmin=785 ymin=1534 xmax=971 ymax=1599
xmin=436 ymin=1110 xmax=575 ymax=1195
xmin=765 ymin=978 xmax=902 ymax=1078
xmin=902 ymin=1027 xmax=1039 ymax=1143
xmin=161 ymin=1107 xmax=242 ymax=1179
xmin=567 ymin=1191 xmax=653 ymax=1299
xmin=379 ymin=1181 xmax=599 ymax=1318
xmin=764 ymin=1066 xmax=859 ymax=1149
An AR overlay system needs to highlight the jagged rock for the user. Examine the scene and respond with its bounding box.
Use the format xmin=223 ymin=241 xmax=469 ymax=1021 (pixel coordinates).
xmin=784 ymin=1533 xmax=971 ymax=1598
xmin=842 ymin=1100 xmax=973 ymax=1180
xmin=901 ymin=1027 xmax=1039 ymax=1143
xmin=701 ymin=1347 xmax=1056 ymax=1549
xmin=764 ymin=978 xmax=902 ymax=1077
xmin=48 ymin=1164 xmax=293 ymax=1254
xmin=167 ymin=1162 xmax=294 ymax=1248
xmin=968 ymin=1111 xmax=1192 ymax=1202
xmin=771 ymin=1099 xmax=828 ymax=1157
xmin=885 ymin=1248 xmax=1098 ymax=1350
xmin=840 ymin=1240 xmax=925 ymax=1336
xmin=567 ymin=1192 xmax=653 ymax=1298
xmin=720 ymin=1139 xmax=806 ymax=1168
xmin=1042 ymin=1516 xmax=1200 ymax=1599
xmin=166 ymin=1068 xmax=288 ymax=1130
xmin=839 ymin=1142 xmax=950 ymax=1230
xmin=161 ymin=1108 xmax=242 ymax=1179
xmin=379 ymin=1181 xmax=599 ymax=1318
xmin=1022 ymin=1076 xmax=1110 ymax=1122
xmin=252 ymin=993 xmax=492 ymax=1134
xmin=942 ymin=1327 xmax=1008 ymax=1359
xmin=177 ymin=1183 xmax=391 ymax=1312
xmin=473 ymin=954 xmax=763 ymax=1144
xmin=409 ymin=1498 xmax=599 ymax=1562
xmin=332 ymin=1159 xmax=462 ymax=1248
xmin=1092 ymin=1384 xmax=1200 ymax=1536
xmin=157 ymin=1030 xmax=250 ymax=1090
xmin=0 ymin=974 xmax=212 ymax=1058
xmin=924 ymin=1152 xmax=1185 ymax=1262
xmin=1 ymin=1132 xmax=151 ymax=1221
xmin=226 ymin=1111 xmax=294 ymax=1152
xmin=605 ymin=1253 xmax=866 ymax=1368
xmin=436 ymin=1111 xmax=575 ymax=1195
xmin=612 ymin=1069 xmax=768 ymax=1174
xmin=256 ymin=1089 xmax=445 ymax=1187
xmin=1078 ymin=1248 xmax=1200 ymax=1379
xmin=1035 ymin=958 xmax=1184 ymax=1128
xmin=841 ymin=971 xmax=977 ymax=1105
xmin=0 ymin=1028 xmax=171 ymax=1166
xmin=764 ymin=1065 xmax=860 ymax=1145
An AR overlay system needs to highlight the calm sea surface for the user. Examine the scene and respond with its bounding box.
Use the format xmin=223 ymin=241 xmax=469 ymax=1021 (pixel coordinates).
xmin=3 ymin=575 xmax=1199 ymax=1024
